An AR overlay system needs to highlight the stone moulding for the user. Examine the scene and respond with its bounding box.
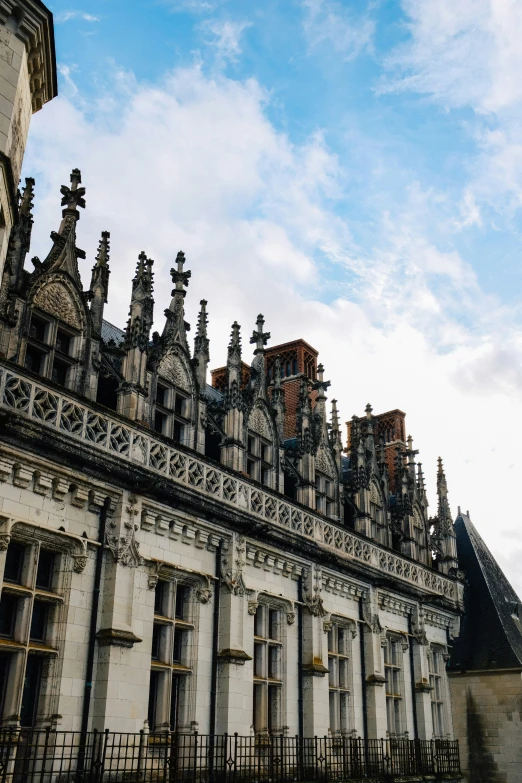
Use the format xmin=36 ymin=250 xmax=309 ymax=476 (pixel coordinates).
xmin=217 ymin=648 xmax=252 ymax=665
xmin=95 ymin=628 xmax=143 ymax=648
xmin=0 ymin=365 xmax=459 ymax=604
xmin=0 ymin=515 xmax=89 ymax=572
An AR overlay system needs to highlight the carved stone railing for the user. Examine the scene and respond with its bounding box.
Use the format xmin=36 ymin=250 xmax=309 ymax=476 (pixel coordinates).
xmin=0 ymin=366 xmax=458 ymax=603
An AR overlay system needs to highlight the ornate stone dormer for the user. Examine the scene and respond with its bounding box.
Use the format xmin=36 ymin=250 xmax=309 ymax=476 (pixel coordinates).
xmin=119 ymin=251 xmax=154 ymax=422
xmin=149 ymin=251 xmax=199 ymax=449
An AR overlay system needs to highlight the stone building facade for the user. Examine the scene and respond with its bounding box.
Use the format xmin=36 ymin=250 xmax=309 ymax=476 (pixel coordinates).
xmin=0 ymin=158 xmax=464 ymax=740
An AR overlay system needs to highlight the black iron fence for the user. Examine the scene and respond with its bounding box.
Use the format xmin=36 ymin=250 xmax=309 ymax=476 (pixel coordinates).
xmin=0 ymin=730 xmax=460 ymax=782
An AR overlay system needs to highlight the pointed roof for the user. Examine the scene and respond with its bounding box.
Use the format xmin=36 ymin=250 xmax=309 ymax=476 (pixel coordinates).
xmin=449 ymin=511 xmax=522 ymax=671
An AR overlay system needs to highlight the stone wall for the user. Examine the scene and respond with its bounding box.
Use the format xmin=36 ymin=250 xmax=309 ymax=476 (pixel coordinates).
xmin=449 ymin=670 xmax=522 ymax=783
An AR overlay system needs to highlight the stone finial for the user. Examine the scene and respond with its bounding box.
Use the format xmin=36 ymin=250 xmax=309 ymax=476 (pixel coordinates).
xmin=170 ymin=250 xmax=191 ymax=298
xmin=19 ymin=177 xmax=35 ymax=219
xmin=250 ymin=313 xmax=270 ymax=354
xmin=95 ymin=231 xmax=110 ymax=267
xmin=60 ymin=168 xmax=86 ymax=218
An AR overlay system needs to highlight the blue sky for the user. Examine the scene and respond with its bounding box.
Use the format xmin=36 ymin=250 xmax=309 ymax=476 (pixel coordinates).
xmin=24 ymin=0 xmax=522 ymax=592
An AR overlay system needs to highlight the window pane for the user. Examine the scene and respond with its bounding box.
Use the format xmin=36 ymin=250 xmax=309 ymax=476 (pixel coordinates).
xmin=154 ymin=412 xmax=167 ymax=434
xmin=29 ymin=316 xmax=47 ymax=342
xmin=0 ymin=653 xmax=11 ymax=715
xmin=151 ymin=625 xmax=161 ymax=661
xmin=0 ymin=595 xmax=17 ymax=637
xmin=268 ymin=609 xmax=279 ymax=640
xmin=24 ymin=346 xmax=44 ymax=374
xmin=254 ymin=642 xmax=264 ymax=678
xmin=175 ymin=585 xmax=187 ymax=620
xmin=55 ymin=330 xmax=71 ymax=355
xmin=20 ymin=656 xmax=42 ymax=727
xmin=154 ymin=582 xmax=166 ymax=615
xmin=173 ymin=629 xmax=185 ymax=664
xmin=156 ymin=385 xmax=167 ymax=407
xmin=4 ymin=543 xmax=25 ymax=584
xmin=174 ymin=396 xmax=184 ymax=416
xmin=30 ymin=601 xmax=48 ymax=641
xmin=148 ymin=671 xmax=159 ymax=731
xmin=51 ymin=359 xmax=68 ymax=386
xmin=36 ymin=550 xmax=55 ymax=590
xmin=170 ymin=675 xmax=180 ymax=731
xmin=173 ymin=421 xmax=183 ymax=443
xmin=268 ymin=646 xmax=279 ymax=680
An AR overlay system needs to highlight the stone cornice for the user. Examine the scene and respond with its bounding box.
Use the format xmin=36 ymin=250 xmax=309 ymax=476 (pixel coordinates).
xmin=0 ymin=0 xmax=57 ymax=110
xmin=0 ymin=364 xmax=461 ymax=608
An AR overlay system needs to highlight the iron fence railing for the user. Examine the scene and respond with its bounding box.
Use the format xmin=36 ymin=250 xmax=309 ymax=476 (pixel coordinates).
xmin=0 ymin=730 xmax=460 ymax=782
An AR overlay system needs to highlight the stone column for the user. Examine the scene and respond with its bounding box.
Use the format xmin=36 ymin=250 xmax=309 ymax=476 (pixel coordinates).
xmin=301 ymin=567 xmax=329 ymax=736
xmin=91 ymin=492 xmax=150 ymax=732
xmin=215 ymin=534 xmax=253 ymax=734
xmin=411 ymin=639 xmax=433 ymax=739
xmin=361 ymin=591 xmax=387 ymax=739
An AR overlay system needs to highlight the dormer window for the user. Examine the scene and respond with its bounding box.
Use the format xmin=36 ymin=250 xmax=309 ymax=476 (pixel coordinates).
xmin=23 ymin=310 xmax=78 ymax=389
xmin=316 ymin=472 xmax=334 ymax=517
xmin=246 ymin=432 xmax=272 ymax=487
xmin=154 ymin=381 xmax=189 ymax=445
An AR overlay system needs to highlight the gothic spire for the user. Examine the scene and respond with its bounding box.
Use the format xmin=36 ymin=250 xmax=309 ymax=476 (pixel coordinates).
xmin=162 ymin=250 xmax=191 ymax=350
xmin=193 ymin=299 xmax=210 ymax=389
xmin=89 ymin=231 xmax=110 ymax=337
xmin=36 ymin=168 xmax=86 ymax=288
xmin=312 ymin=362 xmax=331 ymax=447
xmin=437 ymin=457 xmax=453 ymax=534
xmin=271 ymin=354 xmax=285 ymax=440
xmin=296 ymin=375 xmax=313 ymax=453
xmin=124 ymin=251 xmax=154 ymax=351
xmin=249 ymin=313 xmax=270 ymax=396
xmin=4 ymin=177 xmax=35 ymax=292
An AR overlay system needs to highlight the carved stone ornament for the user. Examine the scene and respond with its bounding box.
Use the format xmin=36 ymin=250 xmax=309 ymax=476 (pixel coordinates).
xmin=158 ymin=352 xmax=190 ymax=392
xmin=362 ymin=593 xmax=383 ymax=635
xmin=248 ymin=406 xmax=271 ymax=439
xmin=32 ymin=280 xmax=82 ymax=330
xmin=412 ymin=604 xmax=429 ymax=645
xmin=248 ymin=600 xmax=258 ymax=616
xmin=147 ymin=561 xmax=213 ymax=604
xmin=106 ymin=494 xmax=144 ymax=568
xmin=221 ymin=535 xmax=247 ymax=596
xmin=302 ymin=566 xmax=327 ymax=618
xmin=382 ymin=630 xmax=409 ymax=652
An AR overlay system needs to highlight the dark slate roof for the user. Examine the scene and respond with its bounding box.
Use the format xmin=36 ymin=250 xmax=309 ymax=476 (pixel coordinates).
xmin=205 ymin=384 xmax=223 ymax=404
xmin=449 ymin=512 xmax=522 ymax=671
xmin=101 ymin=319 xmax=125 ymax=346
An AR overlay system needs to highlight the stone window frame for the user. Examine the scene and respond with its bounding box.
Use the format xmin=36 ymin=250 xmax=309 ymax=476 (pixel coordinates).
xmin=147 ymin=563 xmax=211 ymax=733
xmin=252 ymin=595 xmax=289 ymax=736
xmin=22 ymin=307 xmax=80 ymax=390
xmin=428 ymin=644 xmax=450 ymax=739
xmin=383 ymin=632 xmax=409 ymax=738
xmin=246 ymin=432 xmax=273 ymax=489
xmin=0 ymin=520 xmax=87 ymax=729
xmin=326 ymin=616 xmax=357 ymax=737
xmin=153 ymin=377 xmax=191 ymax=447
xmin=369 ymin=481 xmax=387 ymax=545
xmin=315 ymin=472 xmax=335 ymax=518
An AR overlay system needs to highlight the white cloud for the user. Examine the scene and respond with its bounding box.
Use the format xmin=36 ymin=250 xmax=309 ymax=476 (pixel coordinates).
xmin=56 ymin=11 xmax=100 ymax=23
xmin=302 ymin=0 xmax=374 ymax=59
xmin=202 ymin=19 xmax=252 ymax=64
xmin=23 ymin=63 xmax=522 ymax=597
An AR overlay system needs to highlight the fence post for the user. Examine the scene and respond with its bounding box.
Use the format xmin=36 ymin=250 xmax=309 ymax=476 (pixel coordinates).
xmin=38 ymin=727 xmax=51 ymax=783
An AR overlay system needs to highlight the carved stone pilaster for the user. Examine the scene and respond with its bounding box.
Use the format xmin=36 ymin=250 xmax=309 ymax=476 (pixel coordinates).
xmin=106 ymin=493 xmax=144 ymax=568
xmin=302 ymin=566 xmax=326 ymax=617
xmin=221 ymin=534 xmax=247 ymax=596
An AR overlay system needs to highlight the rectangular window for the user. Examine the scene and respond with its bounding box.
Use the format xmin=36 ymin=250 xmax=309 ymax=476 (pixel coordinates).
xmin=29 ymin=316 xmax=47 ymax=343
xmin=247 ymin=433 xmax=272 ymax=486
xmin=154 ymin=412 xmax=167 ymax=435
xmin=0 ymin=653 xmax=11 ymax=715
xmin=316 ymin=472 xmax=334 ymax=517
xmin=51 ymin=359 xmax=68 ymax=386
xmin=156 ymin=384 xmax=168 ymax=407
xmin=148 ymin=581 xmax=193 ymax=733
xmin=20 ymin=655 xmax=42 ymax=727
xmin=429 ymin=648 xmax=446 ymax=737
xmin=24 ymin=345 xmax=45 ymax=375
xmin=0 ymin=595 xmax=17 ymax=638
xmin=252 ymin=604 xmax=283 ymax=734
xmin=328 ymin=623 xmax=353 ymax=735
xmin=4 ymin=543 xmax=25 ymax=584
xmin=384 ymin=637 xmax=404 ymax=737
xmin=30 ymin=601 xmax=48 ymax=641
xmin=36 ymin=550 xmax=55 ymax=591
xmin=55 ymin=330 xmax=71 ymax=355
xmin=154 ymin=581 xmax=166 ymax=616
